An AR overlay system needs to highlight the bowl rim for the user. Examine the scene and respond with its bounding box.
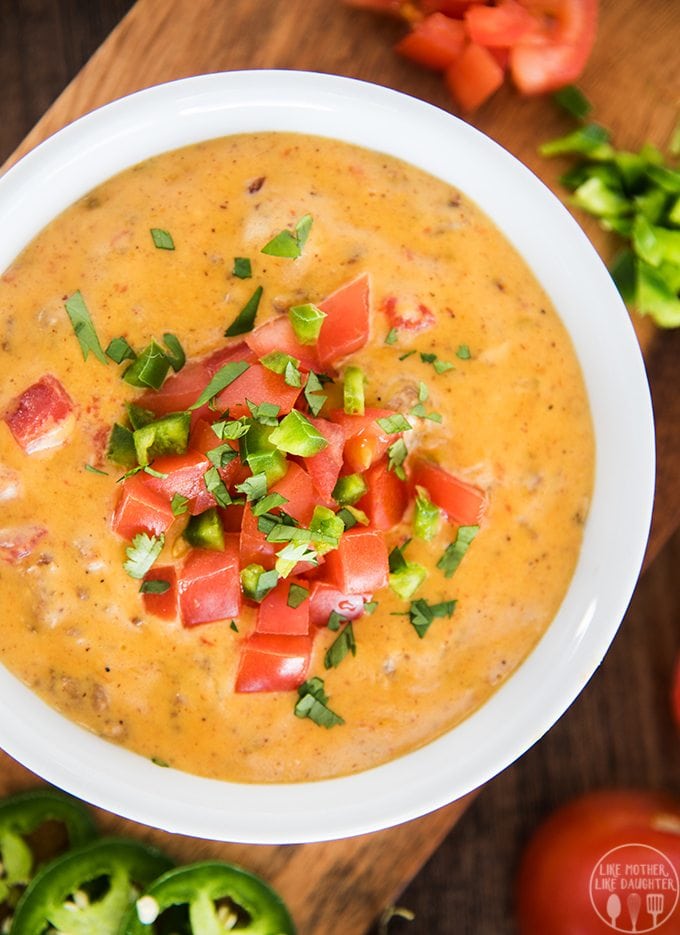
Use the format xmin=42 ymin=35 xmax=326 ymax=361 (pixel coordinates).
xmin=0 ymin=69 xmax=655 ymax=844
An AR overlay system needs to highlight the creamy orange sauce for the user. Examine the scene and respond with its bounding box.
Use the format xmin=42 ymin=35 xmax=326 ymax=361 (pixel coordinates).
xmin=0 ymin=133 xmax=594 ymax=782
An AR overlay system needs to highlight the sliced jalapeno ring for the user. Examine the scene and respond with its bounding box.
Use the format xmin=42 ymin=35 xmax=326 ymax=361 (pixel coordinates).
xmin=0 ymin=787 xmax=96 ymax=919
xmin=11 ymin=836 xmax=173 ymax=935
xmin=122 ymin=861 xmax=296 ymax=934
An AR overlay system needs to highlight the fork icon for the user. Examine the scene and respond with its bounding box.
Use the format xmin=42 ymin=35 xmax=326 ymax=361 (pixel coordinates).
xmin=646 ymin=893 xmax=664 ymax=927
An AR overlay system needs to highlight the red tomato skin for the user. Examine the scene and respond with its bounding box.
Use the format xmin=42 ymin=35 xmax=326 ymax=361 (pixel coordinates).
xmin=142 ymin=450 xmax=216 ymax=515
xmin=245 ymin=315 xmax=320 ymax=372
xmin=0 ymin=525 xmax=47 ymax=564
xmin=465 ymin=0 xmax=534 ymax=48
xmin=177 ymin=537 xmax=241 ymax=627
xmin=328 ymin=407 xmax=398 ymax=473
xmin=382 ymin=295 xmax=436 ymax=333
xmin=239 ymin=502 xmax=276 ymax=570
xmin=111 ymin=474 xmax=176 ymax=540
xmin=324 ymin=528 xmax=389 ymax=595
xmin=517 ymin=790 xmax=680 ymax=935
xmin=234 ymin=634 xmax=312 ymax=693
xmin=4 ymin=374 xmax=76 ymax=454
xmin=445 ymin=41 xmax=505 ymax=112
xmin=215 ymin=362 xmax=302 ymax=417
xmin=218 ymin=503 xmax=245 ymax=533
xmin=395 ymin=13 xmax=466 ymax=71
xmin=203 ymin=342 xmax=257 ymax=374
xmin=270 ymin=462 xmax=318 ymax=526
xmin=510 ymin=0 xmax=598 ymax=94
xmin=316 ymin=273 xmax=370 ymax=368
xmin=256 ymin=579 xmax=310 ymax=635
xmin=356 ymin=457 xmax=409 ymax=530
xmin=410 ymin=458 xmax=487 ymax=525
xmin=138 ymin=360 xmax=209 ymax=416
xmin=309 ymin=580 xmax=369 ymax=627
xmin=420 ymin=0 xmax=477 ymax=15
xmin=302 ymin=417 xmax=345 ymax=501
xmin=141 ymin=566 xmax=178 ymax=620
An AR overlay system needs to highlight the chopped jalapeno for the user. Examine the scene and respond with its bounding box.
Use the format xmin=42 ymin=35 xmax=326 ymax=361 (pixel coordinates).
xmin=289 ymin=302 xmax=327 ymax=345
xmin=123 ymin=340 xmax=172 ymax=390
xmin=332 ymin=473 xmax=368 ymax=506
xmin=183 ymin=508 xmax=225 ymax=551
xmin=268 ymin=410 xmax=328 ymax=457
xmin=343 ymin=365 xmax=365 ymax=415
xmin=133 ymin=412 xmax=190 ymax=466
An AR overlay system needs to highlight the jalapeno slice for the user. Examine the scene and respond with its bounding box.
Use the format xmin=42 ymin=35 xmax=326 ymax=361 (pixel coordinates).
xmin=11 ymin=836 xmax=173 ymax=934
xmin=0 ymin=787 xmax=97 ymax=921
xmin=122 ymin=861 xmax=296 ymax=934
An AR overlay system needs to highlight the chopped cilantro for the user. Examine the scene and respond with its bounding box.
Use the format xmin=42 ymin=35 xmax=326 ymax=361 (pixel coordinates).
xmin=150 ymin=228 xmax=175 ymax=250
xmin=376 ymin=413 xmax=412 ymax=434
xmin=398 ymin=350 xmax=416 ymax=361
xmin=407 ymin=598 xmax=456 ymax=638
xmin=275 ymin=541 xmax=318 ymax=578
xmin=386 ymin=437 xmax=408 ymax=480
xmin=84 ymin=464 xmax=108 ymax=476
xmin=224 ymin=285 xmax=263 ymax=337
xmin=385 ymin=327 xmax=399 ymax=345
xmin=304 ymin=371 xmax=327 ymax=416
xmin=105 ymin=336 xmax=136 ymax=364
xmin=246 ymin=400 xmax=280 ymax=425
xmin=240 ymin=563 xmax=279 ymax=602
xmin=552 ymin=85 xmax=592 ymax=121
xmin=433 ymin=359 xmax=455 ymax=374
xmin=324 ymin=622 xmax=357 ymax=669
xmin=64 ymin=291 xmax=108 ymax=365
xmin=170 ymin=493 xmax=190 ymax=516
xmin=232 ymin=257 xmax=252 ymax=279
xmin=327 ymin=610 xmax=347 ymax=631
xmin=437 ymin=525 xmax=479 ymax=578
xmin=123 ymin=533 xmax=164 ymax=580
xmin=287 ymin=582 xmax=309 ymax=609
xmin=236 ymin=472 xmax=268 ymax=502
xmin=261 ymin=214 xmax=313 ymax=259
xmin=206 ymin=443 xmax=238 ymax=470
xmin=189 ymin=361 xmax=249 ymax=410
xmin=456 ymin=344 xmax=472 ymax=360
xmin=139 ymin=578 xmax=170 ymax=595
xmin=230 ymin=620 xmax=239 ymax=632
xmin=203 ymin=466 xmax=232 ymax=507
xmin=364 ymin=601 xmax=378 ymax=615
xmin=252 ymin=492 xmax=288 ymax=516
xmin=162 ymin=332 xmax=186 ymax=372
xmin=294 ymin=677 xmax=344 ymax=728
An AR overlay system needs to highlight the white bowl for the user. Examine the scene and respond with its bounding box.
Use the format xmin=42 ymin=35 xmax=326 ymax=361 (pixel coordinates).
xmin=0 ymin=71 xmax=654 ymax=844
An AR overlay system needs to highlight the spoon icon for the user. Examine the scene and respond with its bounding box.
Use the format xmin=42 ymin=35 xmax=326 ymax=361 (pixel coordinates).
xmin=607 ymin=893 xmax=622 ymax=930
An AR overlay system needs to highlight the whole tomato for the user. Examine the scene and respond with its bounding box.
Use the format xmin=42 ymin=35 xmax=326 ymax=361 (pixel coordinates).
xmin=516 ymin=790 xmax=680 ymax=934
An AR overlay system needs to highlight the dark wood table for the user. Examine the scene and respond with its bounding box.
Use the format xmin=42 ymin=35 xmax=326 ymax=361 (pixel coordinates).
xmin=1 ymin=1 xmax=679 ymax=932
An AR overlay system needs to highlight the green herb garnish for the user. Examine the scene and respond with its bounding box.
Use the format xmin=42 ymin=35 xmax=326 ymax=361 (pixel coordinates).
xmin=189 ymin=361 xmax=249 ymax=410
xmin=240 ymin=564 xmax=278 ymax=602
xmin=161 ymin=332 xmax=186 ymax=372
xmin=203 ymin=466 xmax=232 ymax=507
xmin=456 ymin=344 xmax=471 ymax=360
xmin=262 ymin=214 xmax=313 ymax=259
xmin=385 ymin=327 xmax=399 ymax=345
xmin=170 ymin=493 xmax=190 ymax=516
xmin=275 ymin=542 xmax=318 ymax=578
xmin=552 ymin=85 xmax=592 ymax=121
xmin=64 ymin=291 xmax=108 ymax=365
xmin=294 ymin=677 xmax=344 ymax=728
xmin=140 ymin=578 xmax=171 ymax=595
xmin=376 ymin=413 xmax=412 ymax=434
xmin=303 ymin=371 xmax=328 ymax=417
xmin=150 ymin=228 xmax=175 ymax=250
xmin=246 ymin=400 xmax=280 ymax=426
xmin=287 ymin=583 xmax=309 ymax=609
xmin=232 ymin=257 xmax=252 ymax=279
xmin=324 ymin=622 xmax=357 ymax=669
xmin=236 ymin=472 xmax=268 ymax=502
xmin=406 ymin=598 xmax=456 ymax=639
xmin=386 ymin=437 xmax=408 ymax=480
xmin=252 ymin=492 xmax=288 ymax=516
xmin=105 ymin=336 xmax=136 ymax=364
xmin=123 ymin=533 xmax=164 ymax=580
xmin=84 ymin=464 xmax=108 ymax=476
xmin=224 ymin=285 xmax=263 ymax=337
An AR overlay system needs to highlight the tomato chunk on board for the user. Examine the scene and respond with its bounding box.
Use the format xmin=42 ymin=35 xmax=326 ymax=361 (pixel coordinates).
xmin=410 ymin=458 xmax=487 ymax=526
xmin=141 ymin=566 xmax=178 ymax=620
xmin=177 ymin=536 xmax=241 ymax=627
xmin=256 ymin=579 xmax=310 ymax=635
xmin=464 ymin=0 xmax=533 ymax=48
xmin=445 ymin=41 xmax=505 ymax=112
xmin=111 ymin=474 xmax=175 ymax=540
xmin=316 ymin=273 xmax=370 ymax=368
xmin=4 ymin=374 xmax=76 ymax=454
xmin=356 ymin=457 xmax=409 ymax=530
xmin=395 ymin=12 xmax=466 ymax=70
xmin=323 ymin=528 xmax=389 ymax=595
xmin=235 ymin=634 xmax=312 ymax=693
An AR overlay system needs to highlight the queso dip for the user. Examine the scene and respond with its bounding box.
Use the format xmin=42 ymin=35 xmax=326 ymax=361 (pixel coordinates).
xmin=0 ymin=133 xmax=594 ymax=783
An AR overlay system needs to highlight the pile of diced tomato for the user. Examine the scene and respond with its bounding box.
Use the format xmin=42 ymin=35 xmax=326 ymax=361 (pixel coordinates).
xmin=344 ymin=0 xmax=598 ymax=111
xmin=3 ymin=273 xmax=487 ymax=695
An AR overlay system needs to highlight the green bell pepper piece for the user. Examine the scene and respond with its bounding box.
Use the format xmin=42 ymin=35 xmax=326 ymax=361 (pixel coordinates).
xmin=133 ymin=411 xmax=191 ymax=466
xmin=183 ymin=507 xmax=225 ymax=551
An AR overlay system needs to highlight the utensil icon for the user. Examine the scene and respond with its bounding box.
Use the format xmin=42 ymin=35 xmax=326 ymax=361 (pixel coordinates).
xmin=647 ymin=893 xmax=664 ymax=927
xmin=607 ymin=893 xmax=622 ymax=929
xmin=627 ymin=893 xmax=641 ymax=932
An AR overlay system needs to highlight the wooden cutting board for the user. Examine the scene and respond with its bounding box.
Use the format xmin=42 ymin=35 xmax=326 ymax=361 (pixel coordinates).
xmin=1 ymin=1 xmax=679 ymax=932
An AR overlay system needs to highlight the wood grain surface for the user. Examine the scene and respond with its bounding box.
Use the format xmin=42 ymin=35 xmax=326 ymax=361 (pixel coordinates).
xmin=1 ymin=1 xmax=679 ymax=932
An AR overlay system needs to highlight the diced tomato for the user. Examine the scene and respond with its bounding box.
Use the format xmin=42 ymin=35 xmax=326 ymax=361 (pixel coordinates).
xmin=177 ymin=536 xmax=241 ymax=627
xmin=245 ymin=316 xmax=320 ymax=371
xmin=203 ymin=342 xmax=257 ymax=375
xmin=234 ymin=634 xmax=312 ymax=693
xmin=396 ymin=13 xmax=466 ymax=70
xmin=445 ymin=41 xmax=505 ymax=112
xmin=410 ymin=458 xmax=487 ymax=525
xmin=111 ymin=473 xmax=176 ymax=540
xmin=215 ymin=362 xmax=302 ymax=417
xmin=382 ymin=295 xmax=436 ymax=333
xmin=309 ymin=580 xmax=369 ymax=627
xmin=324 ymin=528 xmax=389 ymax=595
xmin=329 ymin=407 xmax=399 ymax=473
xmin=239 ymin=502 xmax=276 ymax=570
xmin=219 ymin=503 xmax=245 ymax=533
xmin=138 ymin=360 xmax=210 ymax=417
xmin=316 ymin=273 xmax=370 ymax=368
xmin=302 ymin=417 xmax=345 ymax=501
xmin=188 ymin=421 xmax=248 ymax=488
xmin=141 ymin=566 xmax=178 ymax=620
xmin=256 ymin=579 xmax=310 ymax=636
xmin=510 ymin=0 xmax=598 ymax=94
xmin=465 ymin=0 xmax=534 ymax=48
xmin=141 ymin=450 xmax=216 ymax=515
xmin=270 ymin=462 xmax=318 ymax=526
xmin=0 ymin=525 xmax=47 ymax=564
xmin=4 ymin=375 xmax=76 ymax=454
xmin=356 ymin=457 xmax=409 ymax=530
